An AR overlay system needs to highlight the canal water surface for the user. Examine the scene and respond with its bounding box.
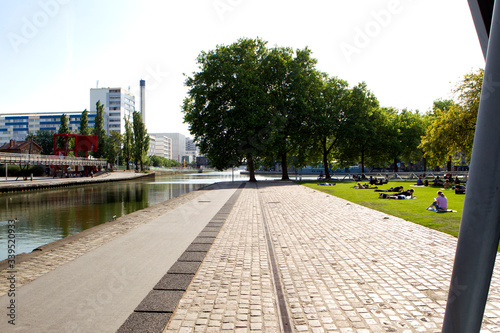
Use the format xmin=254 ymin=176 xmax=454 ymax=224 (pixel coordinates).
xmin=0 ymin=171 xmax=271 ymax=261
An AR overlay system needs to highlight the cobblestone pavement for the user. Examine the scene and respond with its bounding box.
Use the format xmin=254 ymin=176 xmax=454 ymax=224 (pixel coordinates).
xmin=164 ymin=181 xmax=500 ymax=332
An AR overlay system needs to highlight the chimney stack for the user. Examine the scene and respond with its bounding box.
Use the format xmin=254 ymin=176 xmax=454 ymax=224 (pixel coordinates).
xmin=10 ymin=139 xmax=14 ymax=148
xmin=140 ymin=79 xmax=146 ymax=125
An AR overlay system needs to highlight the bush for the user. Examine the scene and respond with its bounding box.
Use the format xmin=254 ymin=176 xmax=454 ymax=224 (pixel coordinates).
xmin=0 ymin=164 xmax=45 ymax=177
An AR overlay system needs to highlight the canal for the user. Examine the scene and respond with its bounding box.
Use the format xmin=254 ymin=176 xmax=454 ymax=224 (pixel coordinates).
xmin=0 ymin=171 xmax=273 ymax=261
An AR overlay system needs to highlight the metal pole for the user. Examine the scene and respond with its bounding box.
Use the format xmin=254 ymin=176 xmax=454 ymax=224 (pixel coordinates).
xmin=442 ymin=2 xmax=500 ymax=331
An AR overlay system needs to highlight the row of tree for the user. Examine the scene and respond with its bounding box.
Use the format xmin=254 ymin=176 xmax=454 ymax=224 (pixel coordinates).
xmin=183 ymin=39 xmax=482 ymax=180
xmin=183 ymin=38 xmax=482 ymax=181
xmin=26 ymin=101 xmax=157 ymax=171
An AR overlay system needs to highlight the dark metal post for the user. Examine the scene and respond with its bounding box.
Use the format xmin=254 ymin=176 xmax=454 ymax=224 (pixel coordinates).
xmin=442 ymin=1 xmax=500 ymax=331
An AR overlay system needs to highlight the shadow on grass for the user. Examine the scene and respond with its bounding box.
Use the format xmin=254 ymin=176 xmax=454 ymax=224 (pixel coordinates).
xmin=297 ymin=180 xmax=463 ymax=238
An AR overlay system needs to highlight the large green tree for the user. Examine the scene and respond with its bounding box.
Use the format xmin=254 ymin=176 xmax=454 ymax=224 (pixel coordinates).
xmin=57 ymin=113 xmax=70 ymax=153
xmin=80 ymin=109 xmax=90 ymax=135
xmin=132 ymin=111 xmax=149 ymax=171
xmin=183 ymin=38 xmax=271 ymax=182
xmin=307 ymin=75 xmax=350 ymax=179
xmin=382 ymin=108 xmax=426 ymax=172
xmin=25 ymin=130 xmax=53 ymax=155
xmin=336 ymin=82 xmax=380 ymax=173
xmin=122 ymin=116 xmax=134 ymax=170
xmin=106 ymin=131 xmax=123 ymax=167
xmin=92 ymin=100 xmax=107 ymax=158
xmin=419 ymin=69 xmax=483 ymax=169
xmin=262 ymin=46 xmax=322 ymax=180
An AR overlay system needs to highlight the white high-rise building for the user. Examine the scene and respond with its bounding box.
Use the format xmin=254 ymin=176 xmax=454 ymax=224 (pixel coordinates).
xmin=90 ymin=87 xmax=135 ymax=134
xmin=148 ymin=134 xmax=172 ymax=160
xmin=149 ymin=133 xmax=185 ymax=162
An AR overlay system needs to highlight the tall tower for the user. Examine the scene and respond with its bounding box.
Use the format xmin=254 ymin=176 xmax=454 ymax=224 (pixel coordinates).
xmin=140 ymin=79 xmax=146 ymax=124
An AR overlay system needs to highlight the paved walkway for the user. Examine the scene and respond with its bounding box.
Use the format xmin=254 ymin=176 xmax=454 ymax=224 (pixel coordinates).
xmin=1 ymin=181 xmax=500 ymax=332
xmin=163 ymin=182 xmax=500 ymax=332
xmin=0 ymin=182 xmax=240 ymax=332
xmin=0 ymin=170 xmax=149 ymax=192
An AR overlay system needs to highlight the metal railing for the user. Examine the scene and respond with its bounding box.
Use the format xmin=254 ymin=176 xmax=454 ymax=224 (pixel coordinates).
xmin=0 ymin=152 xmax=107 ymax=167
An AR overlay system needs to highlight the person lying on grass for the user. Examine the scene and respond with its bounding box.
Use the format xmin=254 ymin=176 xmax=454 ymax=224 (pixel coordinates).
xmin=374 ymin=186 xmax=403 ymax=192
xmin=357 ymin=183 xmax=374 ymax=189
xmin=379 ymin=188 xmax=415 ymax=199
xmin=427 ymin=190 xmax=448 ymax=211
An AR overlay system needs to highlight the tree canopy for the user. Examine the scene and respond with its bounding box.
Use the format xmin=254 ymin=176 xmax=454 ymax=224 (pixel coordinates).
xmin=183 ymin=38 xmax=271 ymax=181
xmin=420 ymin=69 xmax=483 ymax=169
xmin=183 ymin=38 xmax=483 ymax=177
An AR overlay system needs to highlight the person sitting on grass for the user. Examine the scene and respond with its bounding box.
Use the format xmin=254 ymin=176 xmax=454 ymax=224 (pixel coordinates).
xmin=427 ymin=191 xmax=448 ymax=211
xmin=416 ymin=177 xmax=423 ymax=186
xmin=379 ymin=188 xmax=415 ymax=199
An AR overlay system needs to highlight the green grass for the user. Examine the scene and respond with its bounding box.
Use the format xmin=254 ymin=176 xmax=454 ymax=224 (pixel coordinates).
xmin=297 ymin=181 xmax=464 ymax=237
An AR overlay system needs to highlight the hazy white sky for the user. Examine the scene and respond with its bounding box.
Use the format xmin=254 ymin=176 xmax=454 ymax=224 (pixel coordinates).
xmin=1 ymin=0 xmax=485 ymax=136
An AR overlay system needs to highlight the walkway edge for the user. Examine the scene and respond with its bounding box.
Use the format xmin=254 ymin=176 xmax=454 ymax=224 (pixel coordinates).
xmin=117 ymin=183 xmax=246 ymax=333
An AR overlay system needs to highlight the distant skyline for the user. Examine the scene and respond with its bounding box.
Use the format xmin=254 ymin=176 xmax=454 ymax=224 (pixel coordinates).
xmin=1 ymin=0 xmax=485 ymax=137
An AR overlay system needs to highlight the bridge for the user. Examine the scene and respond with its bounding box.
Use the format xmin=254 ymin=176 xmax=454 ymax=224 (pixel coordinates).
xmin=0 ymin=152 xmax=107 ymax=168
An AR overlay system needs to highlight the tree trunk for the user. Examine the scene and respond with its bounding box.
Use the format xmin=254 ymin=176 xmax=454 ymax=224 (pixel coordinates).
xmin=447 ymin=156 xmax=452 ymax=172
xmin=423 ymin=157 xmax=427 ymax=176
xmin=360 ymin=150 xmax=365 ymax=174
xmin=322 ymin=139 xmax=331 ymax=179
xmin=393 ymin=158 xmax=398 ymax=173
xmin=247 ymin=154 xmax=257 ymax=182
xmin=281 ymin=152 xmax=289 ymax=181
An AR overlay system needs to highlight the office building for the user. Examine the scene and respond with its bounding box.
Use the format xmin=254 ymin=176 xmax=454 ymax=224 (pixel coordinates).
xmin=90 ymin=87 xmax=135 ymax=134
xmin=149 ymin=133 xmax=185 ymax=162
xmin=0 ymin=112 xmax=96 ymax=144
xmin=148 ymin=134 xmax=172 ymax=160
xmin=185 ymin=137 xmax=199 ymax=163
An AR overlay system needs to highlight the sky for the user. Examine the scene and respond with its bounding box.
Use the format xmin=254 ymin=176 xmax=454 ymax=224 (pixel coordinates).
xmin=0 ymin=0 xmax=485 ymax=137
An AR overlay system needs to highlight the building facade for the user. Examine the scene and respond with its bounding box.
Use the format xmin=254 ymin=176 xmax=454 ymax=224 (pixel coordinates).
xmin=0 ymin=112 xmax=96 ymax=145
xmin=90 ymin=87 xmax=135 ymax=134
xmin=150 ymin=133 xmax=185 ymax=162
xmin=185 ymin=137 xmax=199 ymax=163
xmin=148 ymin=134 xmax=172 ymax=160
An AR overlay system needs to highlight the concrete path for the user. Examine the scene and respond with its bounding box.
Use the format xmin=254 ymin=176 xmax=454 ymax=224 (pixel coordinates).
xmin=0 ymin=182 xmax=240 ymax=332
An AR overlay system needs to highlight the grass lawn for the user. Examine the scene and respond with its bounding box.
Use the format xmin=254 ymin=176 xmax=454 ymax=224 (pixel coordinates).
xmin=297 ymin=180 xmax=464 ymax=237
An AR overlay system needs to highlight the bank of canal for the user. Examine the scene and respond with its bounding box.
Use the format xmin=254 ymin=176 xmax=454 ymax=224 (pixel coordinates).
xmin=0 ymin=170 xmax=268 ymax=261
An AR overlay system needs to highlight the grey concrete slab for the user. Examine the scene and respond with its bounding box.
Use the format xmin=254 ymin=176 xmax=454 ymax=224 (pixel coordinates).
xmin=117 ymin=312 xmax=171 ymax=333
xmin=135 ymin=290 xmax=185 ymax=312
xmin=192 ymin=237 xmax=215 ymax=244
xmin=167 ymin=261 xmax=202 ymax=274
xmin=0 ymin=185 xmax=239 ymax=333
xmin=185 ymin=243 xmax=211 ymax=252
xmin=191 ymin=236 xmax=216 ymax=244
xmin=154 ymin=274 xmax=194 ymax=290
xmin=202 ymin=226 xmax=221 ymax=232
xmin=178 ymin=251 xmax=207 ymax=262
xmin=206 ymin=222 xmax=224 ymax=227
xmin=198 ymin=231 xmax=219 ymax=238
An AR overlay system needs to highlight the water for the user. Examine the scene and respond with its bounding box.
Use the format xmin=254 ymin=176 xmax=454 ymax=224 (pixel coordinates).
xmin=0 ymin=170 xmax=275 ymax=261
